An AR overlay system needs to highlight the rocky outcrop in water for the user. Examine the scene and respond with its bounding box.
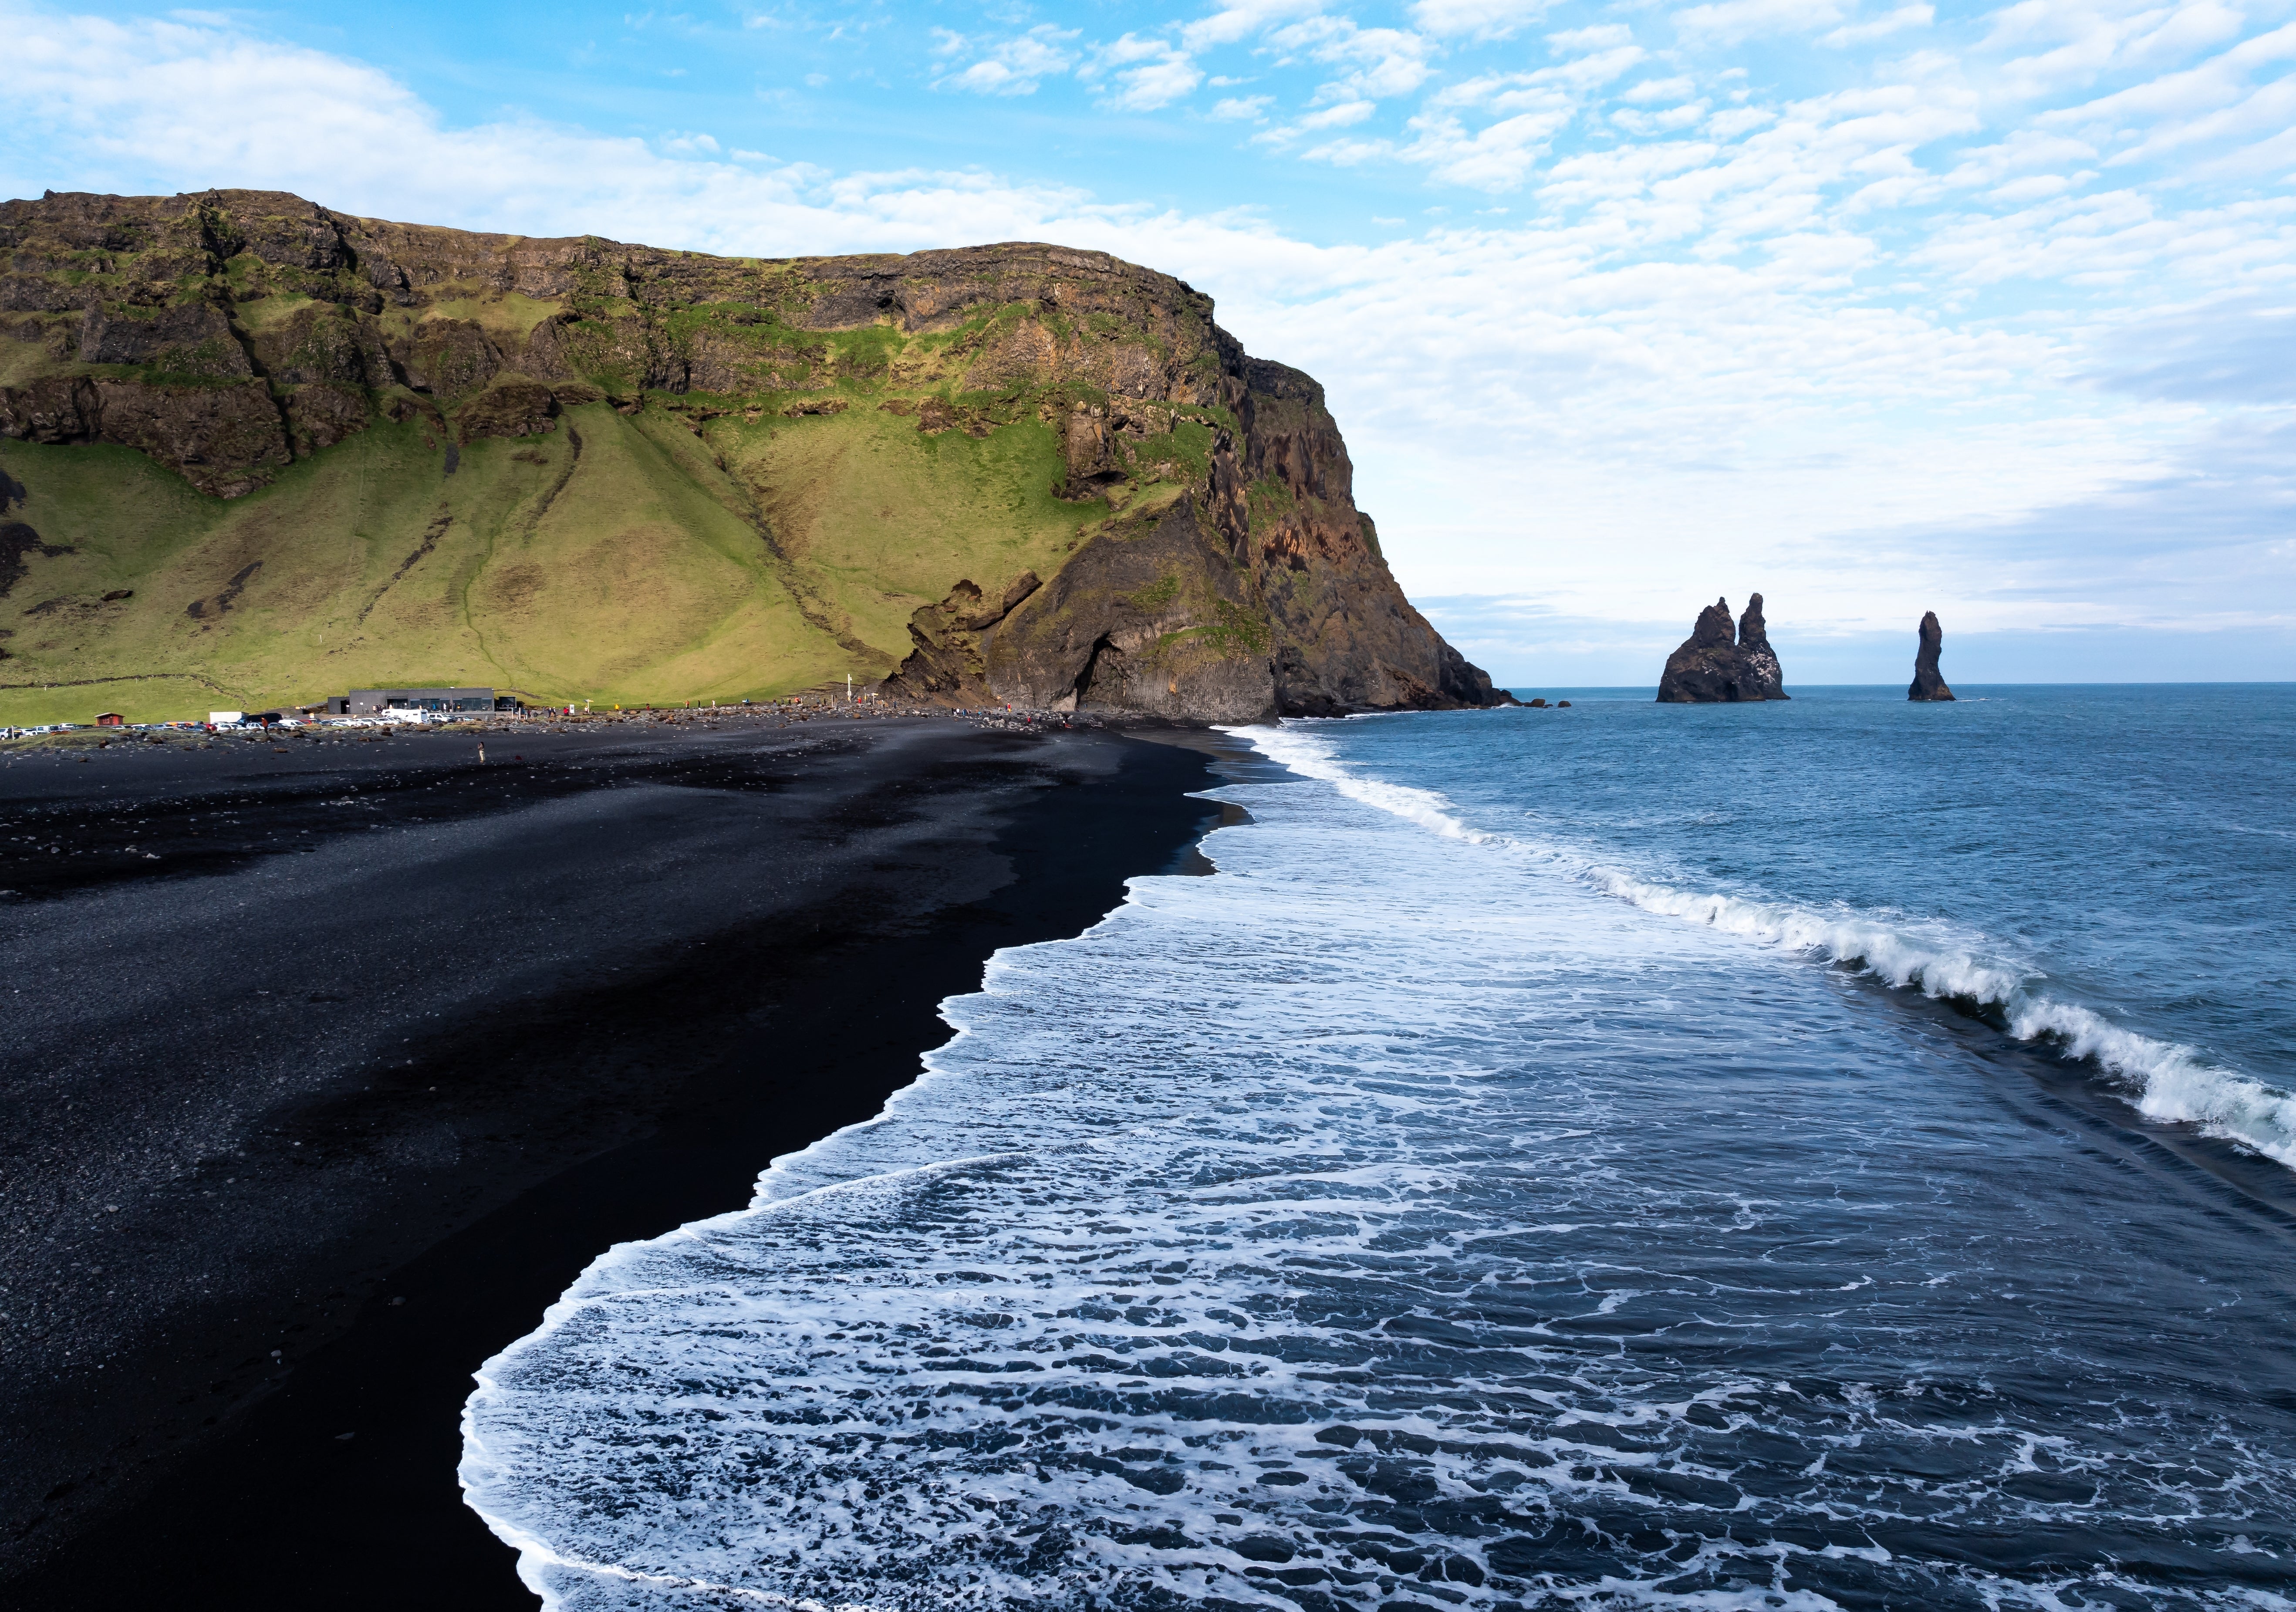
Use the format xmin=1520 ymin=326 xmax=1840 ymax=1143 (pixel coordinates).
xmin=1656 ymin=594 xmax=1789 ymax=703
xmin=1909 ymin=610 xmax=1955 ymax=701
xmin=1735 ymin=593 xmax=1784 ymax=698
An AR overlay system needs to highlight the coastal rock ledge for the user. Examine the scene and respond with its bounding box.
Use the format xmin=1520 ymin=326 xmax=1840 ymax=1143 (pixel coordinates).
xmin=1656 ymin=594 xmax=1789 ymax=703
xmin=1909 ymin=610 xmax=1955 ymax=701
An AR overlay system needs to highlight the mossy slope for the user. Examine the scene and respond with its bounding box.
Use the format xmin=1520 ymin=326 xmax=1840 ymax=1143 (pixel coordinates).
xmin=0 ymin=189 xmax=1505 ymax=723
xmin=3 ymin=409 xmax=809 ymax=717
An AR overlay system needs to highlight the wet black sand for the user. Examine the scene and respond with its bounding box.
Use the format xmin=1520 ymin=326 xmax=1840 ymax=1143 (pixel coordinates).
xmin=0 ymin=715 xmax=1219 ymax=1607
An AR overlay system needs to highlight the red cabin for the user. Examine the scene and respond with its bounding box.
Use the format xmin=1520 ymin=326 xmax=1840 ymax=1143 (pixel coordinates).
xmin=94 ymin=712 xmax=125 ymax=727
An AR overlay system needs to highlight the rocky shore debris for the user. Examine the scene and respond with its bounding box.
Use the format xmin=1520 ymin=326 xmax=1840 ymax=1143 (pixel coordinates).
xmin=1 ymin=699 xmax=1117 ymax=771
xmin=1909 ymin=610 xmax=1955 ymax=702
xmin=1656 ymin=593 xmax=1789 ymax=703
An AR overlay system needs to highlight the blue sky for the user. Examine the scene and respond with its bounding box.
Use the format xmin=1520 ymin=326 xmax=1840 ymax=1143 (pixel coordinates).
xmin=8 ymin=0 xmax=2293 ymax=683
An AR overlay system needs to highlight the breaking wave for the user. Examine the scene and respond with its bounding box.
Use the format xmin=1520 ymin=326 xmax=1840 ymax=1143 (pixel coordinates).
xmin=1242 ymin=723 xmax=2296 ymax=1171
xmin=463 ymin=704 xmax=2296 ymax=1612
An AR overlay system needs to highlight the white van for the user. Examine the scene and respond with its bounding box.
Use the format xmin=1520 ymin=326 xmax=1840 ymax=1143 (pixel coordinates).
xmin=209 ymin=710 xmax=245 ymax=726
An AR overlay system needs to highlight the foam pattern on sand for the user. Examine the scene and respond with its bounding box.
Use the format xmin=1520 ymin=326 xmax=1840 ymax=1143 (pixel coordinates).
xmin=462 ymin=730 xmax=2296 ymax=1611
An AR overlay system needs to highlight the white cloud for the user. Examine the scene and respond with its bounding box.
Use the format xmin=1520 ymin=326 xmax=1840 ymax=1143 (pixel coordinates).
xmin=2111 ymin=71 xmax=2296 ymax=166
xmin=932 ymin=24 xmax=1080 ymax=97
xmin=1822 ymin=3 xmax=1933 ymax=47
xmin=1622 ymin=74 xmax=1698 ymax=103
xmin=1209 ymin=94 xmax=1273 ymax=119
xmin=1988 ymin=0 xmax=2252 ymax=99
xmin=0 ymin=7 xmax=1101 ymax=257
xmin=1613 ymin=100 xmax=1711 ymax=134
xmin=1178 ymin=0 xmax=1324 ymax=52
xmin=1673 ymin=0 xmax=1846 ymax=45
xmin=1409 ymin=0 xmax=1552 ymax=40
xmin=1082 ymin=33 xmax=1205 ymax=111
xmin=1540 ymin=43 xmax=1650 ymax=89
xmin=1942 ymin=128 xmax=2098 ymax=187
xmin=1707 ymin=105 xmax=1778 ymax=137
xmin=1992 ymin=170 xmax=2087 ymax=200
xmin=1303 ymin=135 xmax=1394 ymax=164
xmin=1267 ymin=17 xmax=1437 ymax=98
xmin=1547 ymin=23 xmax=1638 ymax=53
xmin=1403 ymin=98 xmax=1577 ymax=188
xmin=2036 ymin=16 xmax=2296 ymax=175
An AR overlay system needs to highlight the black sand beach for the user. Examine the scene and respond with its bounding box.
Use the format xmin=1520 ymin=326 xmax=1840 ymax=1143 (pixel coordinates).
xmin=0 ymin=713 xmax=1219 ymax=1608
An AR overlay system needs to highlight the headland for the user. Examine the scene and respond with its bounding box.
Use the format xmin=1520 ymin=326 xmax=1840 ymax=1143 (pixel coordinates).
xmin=0 ymin=188 xmax=1506 ymax=725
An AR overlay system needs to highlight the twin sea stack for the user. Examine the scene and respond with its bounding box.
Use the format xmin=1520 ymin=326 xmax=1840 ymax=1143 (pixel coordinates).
xmin=0 ymin=188 xmax=1507 ymax=723
xmin=1656 ymin=594 xmax=1788 ymax=703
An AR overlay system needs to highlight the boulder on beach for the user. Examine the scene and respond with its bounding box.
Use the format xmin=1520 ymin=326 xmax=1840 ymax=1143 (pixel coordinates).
xmin=1909 ymin=610 xmax=1955 ymax=701
xmin=1656 ymin=593 xmax=1790 ymax=703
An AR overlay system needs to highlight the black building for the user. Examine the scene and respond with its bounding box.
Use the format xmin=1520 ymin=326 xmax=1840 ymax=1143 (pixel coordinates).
xmin=330 ymin=687 xmax=497 ymax=716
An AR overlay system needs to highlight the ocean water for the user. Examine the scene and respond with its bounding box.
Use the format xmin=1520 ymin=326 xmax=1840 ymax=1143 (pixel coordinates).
xmin=461 ymin=686 xmax=2296 ymax=1611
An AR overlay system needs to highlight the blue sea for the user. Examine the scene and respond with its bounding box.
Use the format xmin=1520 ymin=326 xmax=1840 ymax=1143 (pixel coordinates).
xmin=460 ymin=686 xmax=2296 ymax=1611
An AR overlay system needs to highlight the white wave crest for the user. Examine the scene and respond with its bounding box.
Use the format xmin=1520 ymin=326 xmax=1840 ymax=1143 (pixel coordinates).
xmin=1241 ymin=723 xmax=2296 ymax=1171
xmin=1240 ymin=723 xmax=1490 ymax=843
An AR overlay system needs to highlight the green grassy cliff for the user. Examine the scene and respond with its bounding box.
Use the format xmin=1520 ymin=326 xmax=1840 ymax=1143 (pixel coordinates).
xmin=0 ymin=189 xmax=1504 ymax=723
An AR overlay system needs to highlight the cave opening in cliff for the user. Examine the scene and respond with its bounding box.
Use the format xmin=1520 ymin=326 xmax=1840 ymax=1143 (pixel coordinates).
xmin=1074 ymin=635 xmax=1123 ymax=708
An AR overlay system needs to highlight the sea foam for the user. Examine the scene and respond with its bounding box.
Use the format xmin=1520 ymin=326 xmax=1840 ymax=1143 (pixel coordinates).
xmin=1241 ymin=722 xmax=2296 ymax=1171
xmin=462 ymin=727 xmax=2296 ymax=1610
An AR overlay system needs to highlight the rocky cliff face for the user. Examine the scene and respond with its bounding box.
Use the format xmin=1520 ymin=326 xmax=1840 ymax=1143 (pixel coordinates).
xmin=0 ymin=188 xmax=1503 ymax=720
xmin=1909 ymin=610 xmax=1955 ymax=701
xmin=1655 ymin=594 xmax=1789 ymax=703
xmin=886 ymin=359 xmax=1503 ymax=719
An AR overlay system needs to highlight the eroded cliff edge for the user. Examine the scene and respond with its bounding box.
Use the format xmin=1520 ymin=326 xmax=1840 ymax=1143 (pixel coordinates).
xmin=0 ymin=188 xmax=1503 ymax=720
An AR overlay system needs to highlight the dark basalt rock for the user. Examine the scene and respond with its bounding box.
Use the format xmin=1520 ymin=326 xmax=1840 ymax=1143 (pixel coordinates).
xmin=454 ymin=378 xmax=560 ymax=443
xmin=1735 ymin=592 xmax=1786 ymax=699
xmin=1909 ymin=610 xmax=1955 ymax=701
xmin=1656 ymin=592 xmax=1789 ymax=703
xmin=884 ymin=571 xmax=1046 ymax=703
xmin=983 ymin=497 xmax=1276 ymax=722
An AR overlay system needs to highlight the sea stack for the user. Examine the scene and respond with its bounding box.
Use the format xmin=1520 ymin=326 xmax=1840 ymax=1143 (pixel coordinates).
xmin=1656 ymin=593 xmax=1790 ymax=703
xmin=1909 ymin=610 xmax=1955 ymax=701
